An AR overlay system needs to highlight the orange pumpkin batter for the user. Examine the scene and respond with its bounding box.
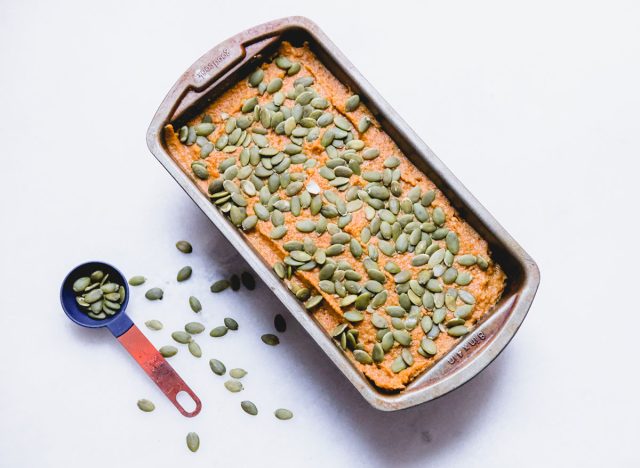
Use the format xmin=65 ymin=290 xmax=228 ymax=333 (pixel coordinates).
xmin=163 ymin=42 xmax=505 ymax=391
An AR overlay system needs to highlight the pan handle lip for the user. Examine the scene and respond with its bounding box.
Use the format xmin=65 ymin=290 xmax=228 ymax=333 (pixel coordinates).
xmin=145 ymin=16 xmax=320 ymax=156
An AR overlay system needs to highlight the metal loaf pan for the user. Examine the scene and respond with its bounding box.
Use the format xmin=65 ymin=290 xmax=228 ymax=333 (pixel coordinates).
xmin=146 ymin=16 xmax=540 ymax=411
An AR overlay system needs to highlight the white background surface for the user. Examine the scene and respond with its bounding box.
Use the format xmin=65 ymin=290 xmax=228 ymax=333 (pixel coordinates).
xmin=1 ymin=1 xmax=639 ymax=467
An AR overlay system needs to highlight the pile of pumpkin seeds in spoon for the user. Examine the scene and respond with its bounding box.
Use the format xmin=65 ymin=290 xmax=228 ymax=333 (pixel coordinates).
xmin=73 ymin=270 xmax=125 ymax=319
xmin=176 ymin=50 xmax=494 ymax=381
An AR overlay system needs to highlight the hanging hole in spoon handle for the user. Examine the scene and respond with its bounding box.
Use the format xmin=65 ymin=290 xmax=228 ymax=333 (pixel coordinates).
xmin=114 ymin=323 xmax=202 ymax=417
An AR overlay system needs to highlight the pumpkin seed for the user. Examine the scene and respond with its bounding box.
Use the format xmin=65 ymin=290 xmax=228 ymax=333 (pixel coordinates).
xmin=275 ymin=408 xmax=293 ymax=420
xmin=295 ymin=220 xmax=316 ymax=232
xmin=381 ymin=331 xmax=394 ymax=352
xmin=420 ymin=316 xmax=433 ymax=334
xmin=271 ymin=225 xmax=288 ymax=239
xmin=191 ymin=162 xmax=209 ymax=180
xmin=432 ymin=207 xmax=445 ymax=225
xmin=210 ymin=326 xmax=228 ymax=337
xmin=402 ymin=348 xmax=414 ymax=366
xmin=353 ymin=349 xmax=373 ymax=364
xmin=188 ymin=341 xmax=202 ymax=358
xmin=186 ymin=432 xmax=200 ymax=452
xmin=455 ymin=304 xmax=474 ymax=319
xmin=73 ymin=277 xmax=90 ymax=292
xmin=447 ymin=325 xmax=469 ymax=337
xmin=267 ymin=78 xmax=283 ymax=94
xmin=304 ymin=295 xmax=323 ymax=310
xmin=371 ymin=312 xmax=388 ymax=329
xmin=90 ymin=270 xmax=104 ymax=283
xmin=274 ymin=314 xmax=286 ymax=332
xmin=261 ymin=334 xmax=280 ymax=346
xmin=185 ymin=322 xmax=205 ymax=334
xmin=209 ymin=358 xmax=226 ymax=375
xmin=330 ymin=323 xmax=348 ymax=338
xmin=101 ymin=283 xmax=118 ymax=294
xmin=128 ymin=275 xmax=146 ymax=286
xmin=393 ymin=329 xmax=412 ymax=346
xmin=325 ymin=244 xmax=344 ymax=256
xmin=445 ymin=231 xmax=459 ymax=254
xmin=179 ymin=126 xmax=189 ymax=142
xmin=457 ymin=254 xmax=477 ymax=266
xmin=474 ymin=255 xmax=487 ymax=270
xmin=241 ymin=400 xmax=258 ymax=415
xmin=458 ymin=290 xmax=476 ymax=304
xmin=345 ymin=94 xmax=360 ymax=111
xmin=177 ymin=266 xmax=192 ymax=282
xmin=230 ymin=368 xmax=247 ymax=379
xmin=137 ymin=399 xmax=155 ymax=412
xmin=248 ymin=68 xmax=264 ymax=87
xmin=456 ymin=272 xmax=473 ymax=285
xmin=391 ymin=356 xmax=406 ymax=373
xmin=188 ymin=296 xmax=202 ymax=313
xmin=356 ymin=290 xmax=374 ymax=309
xmin=145 ymin=319 xmax=163 ymax=331
xmin=172 ymin=331 xmax=192 ymax=344
xmin=287 ymin=62 xmax=301 ymax=75
xmin=224 ymin=317 xmax=239 ymax=331
xmin=344 ymin=311 xmax=364 ymax=322
xmin=372 ymin=343 xmax=384 ymax=363
xmin=433 ymin=228 xmax=450 ymax=241
xmin=421 ymin=337 xmax=437 ymax=355
xmin=442 ymin=267 xmax=458 ymax=284
xmin=394 ymin=270 xmax=412 ymax=284
xmin=145 ymin=287 xmax=163 ymax=300
xmin=242 ymin=96 xmax=258 ymax=113
xmin=159 ymin=345 xmax=178 ymax=357
xmin=358 ymin=116 xmax=371 ymax=133
xmin=210 ymin=279 xmax=230 ymax=292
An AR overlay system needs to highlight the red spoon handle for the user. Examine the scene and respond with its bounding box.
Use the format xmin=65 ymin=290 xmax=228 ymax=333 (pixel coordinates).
xmin=117 ymin=325 xmax=201 ymax=417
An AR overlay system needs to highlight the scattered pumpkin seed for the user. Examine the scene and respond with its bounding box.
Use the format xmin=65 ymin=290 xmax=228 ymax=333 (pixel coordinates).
xmin=224 ymin=379 xmax=243 ymax=393
xmin=145 ymin=319 xmax=163 ymax=331
xmin=241 ymin=400 xmax=258 ymax=415
xmin=209 ymin=359 xmax=226 ymax=376
xmin=261 ymin=334 xmax=280 ymax=346
xmin=172 ymin=331 xmax=192 ymax=344
xmin=274 ymin=408 xmax=293 ymax=420
xmin=185 ymin=322 xmax=205 ymax=334
xmin=210 ymin=326 xmax=228 ymax=337
xmin=188 ymin=341 xmax=202 ymax=358
xmin=274 ymin=314 xmax=287 ymax=332
xmin=230 ymin=274 xmax=241 ymax=291
xmin=186 ymin=432 xmax=200 ymax=452
xmin=230 ymin=368 xmax=247 ymax=379
xmin=159 ymin=345 xmax=178 ymax=358
xmin=210 ymin=279 xmax=230 ymax=292
xmin=145 ymin=287 xmax=163 ymax=301
xmin=189 ymin=296 xmax=202 ymax=313
xmin=224 ymin=317 xmax=239 ymax=330
xmin=137 ymin=399 xmax=155 ymax=412
xmin=177 ymin=266 xmax=192 ymax=282
xmin=128 ymin=275 xmax=146 ymax=286
xmin=241 ymin=271 xmax=256 ymax=290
